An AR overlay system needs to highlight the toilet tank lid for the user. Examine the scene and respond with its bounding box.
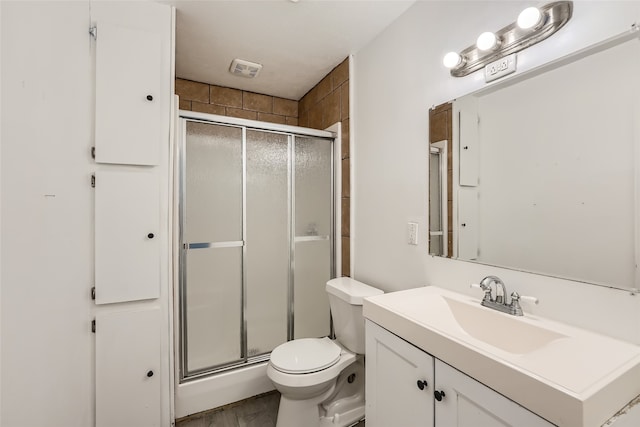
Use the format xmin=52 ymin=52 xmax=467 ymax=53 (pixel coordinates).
xmin=326 ymin=278 xmax=384 ymax=305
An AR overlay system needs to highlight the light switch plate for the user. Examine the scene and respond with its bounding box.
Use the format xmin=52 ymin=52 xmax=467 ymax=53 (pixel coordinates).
xmin=408 ymin=222 xmax=419 ymax=245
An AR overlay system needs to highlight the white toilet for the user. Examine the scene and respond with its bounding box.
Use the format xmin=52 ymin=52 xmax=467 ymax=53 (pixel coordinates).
xmin=267 ymin=277 xmax=383 ymax=427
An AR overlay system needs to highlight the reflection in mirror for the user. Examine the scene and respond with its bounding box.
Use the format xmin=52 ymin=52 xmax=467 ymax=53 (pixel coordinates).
xmin=429 ymin=141 xmax=448 ymax=256
xmin=429 ymin=35 xmax=640 ymax=291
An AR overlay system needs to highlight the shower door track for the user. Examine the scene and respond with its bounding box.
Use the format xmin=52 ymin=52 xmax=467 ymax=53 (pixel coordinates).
xmin=177 ymin=111 xmax=336 ymax=383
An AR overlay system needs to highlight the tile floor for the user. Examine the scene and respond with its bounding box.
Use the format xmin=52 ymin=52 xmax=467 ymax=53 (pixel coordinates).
xmin=175 ymin=391 xmax=365 ymax=427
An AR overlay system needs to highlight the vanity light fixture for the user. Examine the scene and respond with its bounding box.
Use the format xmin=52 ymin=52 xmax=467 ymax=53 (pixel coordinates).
xmin=444 ymin=1 xmax=573 ymax=77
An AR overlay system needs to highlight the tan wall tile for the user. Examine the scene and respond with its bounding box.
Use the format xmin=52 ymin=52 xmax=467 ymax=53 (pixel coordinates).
xmin=192 ymin=102 xmax=225 ymax=115
xmin=298 ymin=110 xmax=309 ymax=128
xmin=286 ymin=117 xmax=299 ymax=126
xmin=341 ymin=197 xmax=350 ymax=237
xmin=331 ymin=59 xmax=349 ymax=89
xmin=341 ymin=158 xmax=350 ymax=198
xmin=341 ymin=119 xmax=349 ymax=160
xmin=226 ymin=107 xmax=257 ymax=120
xmin=273 ymin=98 xmax=298 ymax=117
xmin=341 ymin=237 xmax=350 ymax=277
xmin=243 ymin=92 xmax=273 ymax=113
xmin=179 ymin=99 xmax=192 ymax=111
xmin=308 ymin=103 xmax=323 ymax=129
xmin=257 ymin=112 xmax=286 ymax=125
xmin=323 ymin=89 xmax=341 ymax=128
xmin=299 ymin=92 xmax=311 ymax=116
xmin=175 ymin=79 xmax=210 ymax=103
xmin=315 ymin=75 xmax=332 ymax=104
xmin=210 ymin=85 xmax=242 ymax=108
xmin=341 ymin=82 xmax=349 ymax=119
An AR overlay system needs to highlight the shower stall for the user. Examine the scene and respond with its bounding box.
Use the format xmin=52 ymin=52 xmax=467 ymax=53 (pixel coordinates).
xmin=177 ymin=114 xmax=335 ymax=382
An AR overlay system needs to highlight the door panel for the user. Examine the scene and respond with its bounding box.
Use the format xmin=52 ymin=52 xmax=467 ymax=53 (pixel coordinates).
xmin=95 ymin=23 xmax=161 ymax=165
xmin=246 ymin=130 xmax=289 ymax=355
xmin=435 ymin=360 xmax=553 ymax=427
xmin=365 ymin=321 xmax=435 ymax=427
xmin=96 ymin=308 xmax=161 ymax=427
xmin=95 ymin=170 xmax=160 ymax=304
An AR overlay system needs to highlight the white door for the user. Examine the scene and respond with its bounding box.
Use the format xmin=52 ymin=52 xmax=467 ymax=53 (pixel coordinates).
xmin=434 ymin=360 xmax=553 ymax=427
xmin=95 ymin=23 xmax=162 ymax=166
xmin=96 ymin=308 xmax=161 ymax=427
xmin=95 ymin=170 xmax=160 ymax=304
xmin=365 ymin=320 xmax=435 ymax=427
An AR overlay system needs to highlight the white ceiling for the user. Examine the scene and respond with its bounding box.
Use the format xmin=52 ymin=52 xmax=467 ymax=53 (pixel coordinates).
xmin=165 ymin=0 xmax=415 ymax=100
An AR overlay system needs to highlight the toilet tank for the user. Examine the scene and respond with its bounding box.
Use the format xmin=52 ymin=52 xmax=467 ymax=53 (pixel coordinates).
xmin=326 ymin=278 xmax=383 ymax=354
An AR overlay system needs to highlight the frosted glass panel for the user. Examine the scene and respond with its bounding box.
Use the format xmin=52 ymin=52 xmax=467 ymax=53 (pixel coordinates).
xmin=185 ymin=122 xmax=242 ymax=243
xmin=246 ymin=130 xmax=289 ymax=356
xmin=295 ymin=137 xmax=332 ymax=237
xmin=294 ymin=136 xmax=332 ymax=339
xmin=186 ymin=247 xmax=242 ymax=372
xmin=294 ymin=240 xmax=331 ymax=339
xmin=429 ymin=152 xmax=443 ymax=256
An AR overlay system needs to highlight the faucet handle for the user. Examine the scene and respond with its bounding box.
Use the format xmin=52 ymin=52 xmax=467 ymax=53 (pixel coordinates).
xmin=511 ymin=292 xmax=538 ymax=305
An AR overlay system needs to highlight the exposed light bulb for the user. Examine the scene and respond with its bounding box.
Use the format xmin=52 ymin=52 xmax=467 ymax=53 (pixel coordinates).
xmin=476 ymin=32 xmax=498 ymax=51
xmin=517 ymin=7 xmax=542 ymax=29
xmin=442 ymin=52 xmax=463 ymax=69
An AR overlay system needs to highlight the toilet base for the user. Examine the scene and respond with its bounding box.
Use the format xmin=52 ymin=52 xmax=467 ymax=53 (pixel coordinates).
xmin=275 ymin=357 xmax=365 ymax=427
xmin=276 ymin=395 xmax=364 ymax=427
xmin=319 ymin=405 xmax=364 ymax=427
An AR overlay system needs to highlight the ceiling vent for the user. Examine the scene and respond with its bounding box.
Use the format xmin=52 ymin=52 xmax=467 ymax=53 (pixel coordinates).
xmin=229 ymin=58 xmax=263 ymax=78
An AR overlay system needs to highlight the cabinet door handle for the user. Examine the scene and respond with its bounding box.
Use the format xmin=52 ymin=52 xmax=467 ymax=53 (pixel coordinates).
xmin=416 ymin=380 xmax=428 ymax=391
xmin=434 ymin=390 xmax=446 ymax=401
xmin=147 ymin=233 xmax=155 ymax=239
xmin=146 ymin=95 xmax=154 ymax=101
xmin=146 ymin=370 xmax=154 ymax=378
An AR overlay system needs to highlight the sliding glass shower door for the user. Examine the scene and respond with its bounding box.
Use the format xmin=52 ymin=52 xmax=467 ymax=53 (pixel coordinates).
xmin=179 ymin=118 xmax=334 ymax=380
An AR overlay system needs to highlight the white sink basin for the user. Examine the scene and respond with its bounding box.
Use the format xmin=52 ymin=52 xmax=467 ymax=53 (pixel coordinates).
xmin=363 ymin=286 xmax=640 ymax=427
xmin=443 ymin=296 xmax=566 ymax=354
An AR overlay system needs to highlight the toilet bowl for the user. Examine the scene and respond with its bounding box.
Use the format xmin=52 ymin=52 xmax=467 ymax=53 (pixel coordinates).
xmin=267 ymin=278 xmax=383 ymax=427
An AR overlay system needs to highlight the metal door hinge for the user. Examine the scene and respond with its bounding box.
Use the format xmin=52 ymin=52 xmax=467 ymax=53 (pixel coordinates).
xmin=89 ymin=27 xmax=97 ymax=39
xmin=91 ymin=174 xmax=96 ymax=188
xmin=91 ymin=286 xmax=96 ymax=300
xmin=91 ymin=146 xmax=95 ymax=159
xmin=91 ymin=319 xmax=96 ymax=333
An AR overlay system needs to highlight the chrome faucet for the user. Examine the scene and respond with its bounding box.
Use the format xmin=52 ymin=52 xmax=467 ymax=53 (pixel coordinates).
xmin=480 ymin=275 xmax=507 ymax=304
xmin=474 ymin=276 xmax=527 ymax=316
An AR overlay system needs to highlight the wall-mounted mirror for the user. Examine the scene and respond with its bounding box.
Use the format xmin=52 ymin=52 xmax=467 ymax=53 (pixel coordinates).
xmin=429 ymin=33 xmax=640 ymax=291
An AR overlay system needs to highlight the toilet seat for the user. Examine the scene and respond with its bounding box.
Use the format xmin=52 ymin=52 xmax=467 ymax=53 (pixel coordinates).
xmin=270 ymin=337 xmax=341 ymax=374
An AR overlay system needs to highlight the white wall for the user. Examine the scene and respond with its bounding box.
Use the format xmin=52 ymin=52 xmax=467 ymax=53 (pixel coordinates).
xmin=352 ymin=1 xmax=640 ymax=344
xmin=1 ymin=3 xmax=93 ymax=425
xmin=1 ymin=2 xmax=173 ymax=426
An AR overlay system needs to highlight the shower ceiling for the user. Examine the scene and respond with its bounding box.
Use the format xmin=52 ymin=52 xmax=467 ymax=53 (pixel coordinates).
xmin=163 ymin=0 xmax=415 ymax=100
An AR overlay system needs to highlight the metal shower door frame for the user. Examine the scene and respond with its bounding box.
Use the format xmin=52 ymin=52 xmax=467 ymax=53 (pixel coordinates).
xmin=177 ymin=112 xmax=335 ymax=382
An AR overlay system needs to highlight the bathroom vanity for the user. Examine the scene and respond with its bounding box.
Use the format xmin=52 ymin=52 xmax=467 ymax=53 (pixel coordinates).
xmin=363 ymin=286 xmax=640 ymax=427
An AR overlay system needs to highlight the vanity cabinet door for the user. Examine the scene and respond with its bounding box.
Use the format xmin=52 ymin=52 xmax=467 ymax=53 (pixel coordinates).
xmin=365 ymin=320 xmax=435 ymax=427
xmin=434 ymin=359 xmax=553 ymax=427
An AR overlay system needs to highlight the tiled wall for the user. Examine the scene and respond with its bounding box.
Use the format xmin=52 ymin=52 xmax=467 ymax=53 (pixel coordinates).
xmin=175 ymin=57 xmax=350 ymax=277
xmin=298 ymin=58 xmax=350 ymax=277
xmin=176 ymin=79 xmax=299 ymax=125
